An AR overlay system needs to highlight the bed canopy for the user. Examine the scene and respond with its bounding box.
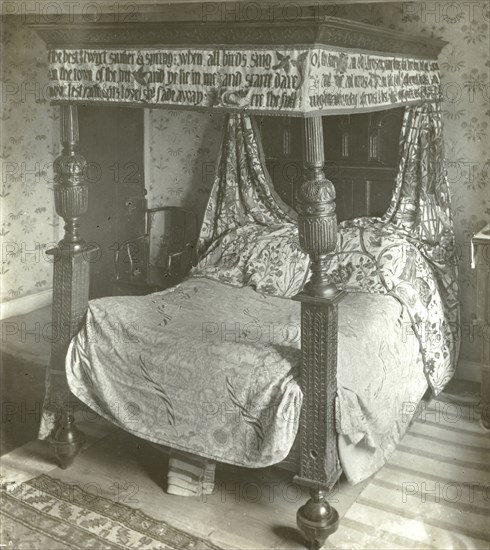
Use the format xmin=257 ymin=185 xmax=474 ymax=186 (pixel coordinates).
xmin=30 ymin=13 xmax=452 ymax=550
xmin=39 ymin=16 xmax=443 ymax=115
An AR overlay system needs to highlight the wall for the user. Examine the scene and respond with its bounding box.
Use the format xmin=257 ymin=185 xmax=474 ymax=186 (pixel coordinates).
xmin=0 ymin=15 xmax=223 ymax=311
xmin=146 ymin=110 xmax=223 ymax=222
xmin=1 ymin=17 xmax=59 ymax=307
xmin=2 ymin=5 xmax=488 ymax=372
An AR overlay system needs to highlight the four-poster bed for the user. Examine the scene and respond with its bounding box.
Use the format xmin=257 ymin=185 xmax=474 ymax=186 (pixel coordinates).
xmin=29 ymin=13 xmax=459 ymax=549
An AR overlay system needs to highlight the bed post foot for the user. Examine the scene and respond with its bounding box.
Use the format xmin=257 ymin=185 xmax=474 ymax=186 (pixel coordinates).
xmin=297 ymin=488 xmax=339 ymax=550
xmin=51 ymin=413 xmax=85 ymax=469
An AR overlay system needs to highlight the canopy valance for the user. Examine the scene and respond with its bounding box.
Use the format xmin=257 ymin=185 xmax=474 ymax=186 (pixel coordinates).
xmin=32 ymin=16 xmax=446 ymax=116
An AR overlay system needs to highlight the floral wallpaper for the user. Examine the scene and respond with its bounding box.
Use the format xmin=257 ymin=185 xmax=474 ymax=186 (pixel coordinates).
xmin=1 ymin=17 xmax=59 ymax=303
xmin=146 ymin=110 xmax=223 ymax=224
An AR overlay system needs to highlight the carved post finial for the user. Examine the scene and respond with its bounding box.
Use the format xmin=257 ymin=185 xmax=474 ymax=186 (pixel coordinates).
xmin=53 ymin=104 xmax=88 ymax=249
xmin=296 ymin=117 xmax=339 ymax=299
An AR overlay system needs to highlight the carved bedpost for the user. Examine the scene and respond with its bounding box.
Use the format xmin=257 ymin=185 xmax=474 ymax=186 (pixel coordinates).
xmin=293 ymin=116 xmax=346 ymax=549
xmin=47 ymin=104 xmax=98 ymax=468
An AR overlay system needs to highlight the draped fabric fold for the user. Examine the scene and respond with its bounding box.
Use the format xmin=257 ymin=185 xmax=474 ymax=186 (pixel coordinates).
xmin=383 ymin=102 xmax=456 ymax=253
xmin=198 ymin=114 xmax=297 ymax=253
xmin=195 ymin=115 xmax=310 ymax=297
xmin=386 ymin=101 xmax=460 ymax=387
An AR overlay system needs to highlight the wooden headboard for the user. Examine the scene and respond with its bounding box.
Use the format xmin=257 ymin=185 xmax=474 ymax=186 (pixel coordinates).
xmin=259 ymin=107 xmax=404 ymax=221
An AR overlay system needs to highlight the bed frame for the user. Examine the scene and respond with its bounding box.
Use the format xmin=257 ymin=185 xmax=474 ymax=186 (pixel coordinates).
xmin=29 ymin=12 xmax=445 ymax=549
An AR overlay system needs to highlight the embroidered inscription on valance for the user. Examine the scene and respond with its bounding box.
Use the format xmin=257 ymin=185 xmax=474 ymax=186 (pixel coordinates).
xmin=48 ymin=47 xmax=441 ymax=114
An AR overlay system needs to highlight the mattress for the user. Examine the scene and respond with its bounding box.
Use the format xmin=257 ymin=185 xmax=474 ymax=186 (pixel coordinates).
xmin=66 ymin=277 xmax=427 ymax=484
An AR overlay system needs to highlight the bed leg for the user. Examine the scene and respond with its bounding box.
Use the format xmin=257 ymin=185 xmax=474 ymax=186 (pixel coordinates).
xmin=51 ymin=412 xmax=85 ymax=469
xmin=297 ymin=488 xmax=339 ymax=550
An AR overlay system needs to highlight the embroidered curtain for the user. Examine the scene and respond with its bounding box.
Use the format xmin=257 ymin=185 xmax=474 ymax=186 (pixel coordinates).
xmin=387 ymin=101 xmax=460 ymax=370
xmin=195 ymin=115 xmax=310 ymax=296
xmin=198 ymin=114 xmax=297 ymax=253
xmin=383 ymin=102 xmax=455 ymax=254
xmin=324 ymin=102 xmax=460 ymax=393
xmin=391 ymin=101 xmax=460 ymax=386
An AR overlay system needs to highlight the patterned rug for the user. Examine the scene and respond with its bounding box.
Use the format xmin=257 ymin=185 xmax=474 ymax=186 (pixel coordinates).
xmin=328 ymin=396 xmax=490 ymax=549
xmin=0 ymin=473 xmax=223 ymax=550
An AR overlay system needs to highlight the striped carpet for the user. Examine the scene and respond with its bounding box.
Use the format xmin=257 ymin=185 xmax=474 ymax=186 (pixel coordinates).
xmin=329 ymin=397 xmax=490 ymax=549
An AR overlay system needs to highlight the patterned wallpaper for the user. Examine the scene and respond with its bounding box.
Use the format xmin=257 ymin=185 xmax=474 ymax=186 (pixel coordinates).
xmin=146 ymin=110 xmax=223 ymax=223
xmin=1 ymin=17 xmax=60 ymax=303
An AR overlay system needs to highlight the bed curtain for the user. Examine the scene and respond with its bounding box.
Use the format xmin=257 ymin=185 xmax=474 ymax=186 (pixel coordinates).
xmin=199 ymin=104 xmax=457 ymax=265
xmin=195 ymin=115 xmax=310 ymax=297
xmin=385 ymin=101 xmax=461 ymax=381
xmin=198 ymin=114 xmax=297 ymax=252
xmin=384 ymin=102 xmax=455 ymax=247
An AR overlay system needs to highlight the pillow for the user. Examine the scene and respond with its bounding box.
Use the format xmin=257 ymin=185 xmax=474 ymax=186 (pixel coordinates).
xmin=193 ymin=223 xmax=310 ymax=297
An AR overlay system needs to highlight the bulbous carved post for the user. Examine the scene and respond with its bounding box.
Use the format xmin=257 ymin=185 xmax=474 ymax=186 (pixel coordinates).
xmin=297 ymin=117 xmax=340 ymax=299
xmin=293 ymin=117 xmax=345 ymax=550
xmin=43 ymin=104 xmax=97 ymax=467
xmin=53 ymin=104 xmax=88 ymax=248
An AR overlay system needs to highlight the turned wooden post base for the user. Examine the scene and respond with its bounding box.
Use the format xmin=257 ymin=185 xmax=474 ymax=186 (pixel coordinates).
xmin=297 ymin=488 xmax=339 ymax=550
xmin=50 ymin=414 xmax=86 ymax=469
